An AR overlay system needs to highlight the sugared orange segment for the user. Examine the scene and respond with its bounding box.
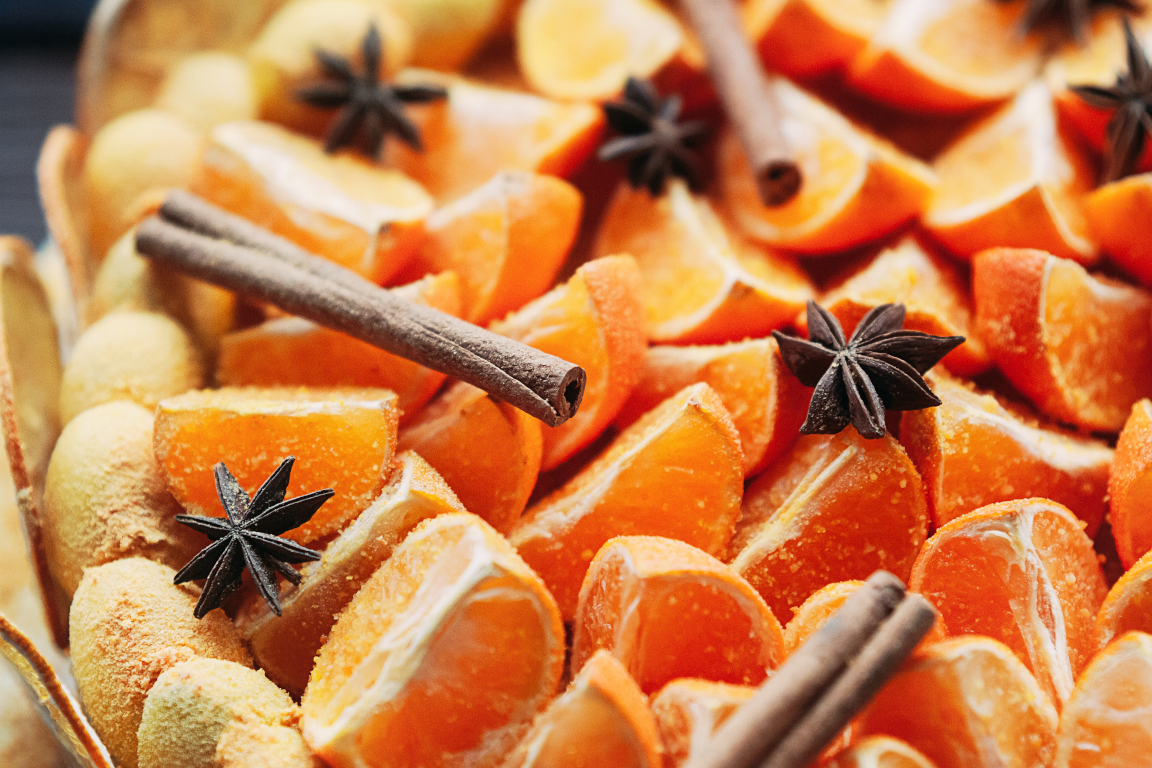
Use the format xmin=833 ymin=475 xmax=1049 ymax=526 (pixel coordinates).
xmin=923 ymin=83 xmax=1099 ymax=264
xmin=1111 ymin=400 xmax=1152 ymax=568
xmin=847 ymin=0 xmax=1042 ymax=113
xmin=503 ymin=650 xmax=661 ymax=768
xmin=745 ymin=0 xmax=893 ymax=79
xmin=718 ymin=79 xmax=935 ymax=254
xmin=154 ymin=387 xmax=400 ymax=543
xmin=1085 ymin=174 xmax=1152 ymax=287
xmin=901 ymin=373 xmax=1113 ymax=534
xmin=826 ymin=736 xmax=940 ymax=768
xmin=301 ymin=513 xmax=565 ymax=768
xmin=910 ymin=499 xmax=1108 ymax=707
xmin=814 ymin=236 xmax=990 ymax=376
xmin=235 ymin=451 xmax=466 ymax=697
xmin=1055 ymin=631 xmax=1152 ymax=768
xmin=216 ymin=271 xmax=460 ymax=419
xmin=973 ymin=247 xmax=1152 ymax=433
xmin=491 ymin=255 xmax=646 ymax=470
xmin=729 ymin=428 xmax=929 ymax=623
xmin=398 ymin=382 xmax=542 ymax=534
xmin=383 ymin=69 xmax=603 ymax=203
xmin=509 ymin=382 xmax=744 ymax=620
xmin=613 ymin=338 xmax=810 ymax=477
xmin=572 ymin=536 xmax=784 ymax=694
xmin=650 ymin=679 xmax=755 ymax=768
xmin=1094 ymin=549 xmax=1152 ymax=653
xmin=193 ymin=120 xmax=432 ymax=284
xmin=406 ymin=171 xmax=581 ymax=324
xmin=857 ymin=636 xmax=1058 ymax=768
xmin=593 ymin=179 xmax=813 ymax=344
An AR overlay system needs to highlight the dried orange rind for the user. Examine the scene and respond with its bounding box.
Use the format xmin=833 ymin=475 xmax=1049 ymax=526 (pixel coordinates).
xmin=37 ymin=126 xmax=92 ymax=324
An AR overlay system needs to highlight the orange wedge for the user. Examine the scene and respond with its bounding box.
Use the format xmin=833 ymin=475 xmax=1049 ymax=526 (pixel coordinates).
xmin=1111 ymin=399 xmax=1152 ymax=568
xmin=923 ymin=83 xmax=1099 ymax=264
xmin=718 ymin=79 xmax=935 ymax=254
xmin=910 ymin=498 xmax=1108 ymax=707
xmin=572 ymin=536 xmax=784 ymax=694
xmin=826 ymin=736 xmax=940 ymax=768
xmin=650 ymin=679 xmax=755 ymax=768
xmin=383 ymin=69 xmax=603 ymax=203
xmin=613 ymin=338 xmax=811 ymax=476
xmin=398 ymin=382 xmax=542 ymax=534
xmin=502 ymin=650 xmax=661 ymax=768
xmin=301 ymin=513 xmax=565 ymax=768
xmin=745 ymin=0 xmax=894 ymax=79
xmin=509 ymin=382 xmax=744 ymax=620
xmin=847 ymin=0 xmax=1043 ymax=113
xmin=491 ymin=255 xmax=646 ymax=470
xmin=1085 ymin=174 xmax=1152 ymax=287
xmin=857 ymin=636 xmax=1058 ymax=768
xmin=1094 ymin=549 xmax=1152 ymax=654
xmin=593 ymin=179 xmax=813 ymax=344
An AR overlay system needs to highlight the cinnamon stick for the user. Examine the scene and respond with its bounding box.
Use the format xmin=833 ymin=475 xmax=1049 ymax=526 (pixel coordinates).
xmin=134 ymin=200 xmax=586 ymax=428
xmin=679 ymin=0 xmax=801 ymax=207
xmin=682 ymin=571 xmax=906 ymax=768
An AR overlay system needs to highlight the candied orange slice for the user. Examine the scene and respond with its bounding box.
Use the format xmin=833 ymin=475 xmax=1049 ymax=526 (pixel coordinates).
xmin=398 ymin=381 xmax=542 ymax=534
xmin=383 ymin=69 xmax=603 ymax=203
xmin=718 ymin=79 xmax=935 ymax=254
xmin=847 ymin=0 xmax=1042 ymax=113
xmin=923 ymin=83 xmax=1098 ymax=264
xmin=910 ymin=498 xmax=1108 ymax=707
xmin=901 ymin=373 xmax=1113 ymax=533
xmin=509 ymin=382 xmax=743 ymax=620
xmin=1111 ymin=400 xmax=1152 ymax=568
xmin=745 ymin=0 xmax=893 ymax=79
xmin=827 ymin=736 xmax=943 ymax=768
xmin=1085 ymin=175 xmax=1152 ymax=287
xmin=614 ymin=338 xmax=810 ymax=476
xmin=235 ymin=451 xmax=465 ymax=697
xmin=1094 ymin=550 xmax=1152 ymax=653
xmin=593 ymin=179 xmax=813 ymax=344
xmin=650 ymin=679 xmax=755 ymax=768
xmin=406 ymin=171 xmax=581 ymax=324
xmin=154 ymin=386 xmax=400 ymax=543
xmin=729 ymin=428 xmax=928 ymax=623
xmin=572 ymin=536 xmax=784 ymax=694
xmin=301 ymin=513 xmax=564 ymax=768
xmin=492 ymin=255 xmax=646 ymax=470
xmin=193 ymin=120 xmax=432 ymax=284
xmin=216 ymin=271 xmax=460 ymax=418
xmin=857 ymin=636 xmax=1058 ymax=768
xmin=1055 ymin=631 xmax=1152 ymax=768
xmin=503 ymin=650 xmax=661 ymax=768
xmin=972 ymin=247 xmax=1152 ymax=433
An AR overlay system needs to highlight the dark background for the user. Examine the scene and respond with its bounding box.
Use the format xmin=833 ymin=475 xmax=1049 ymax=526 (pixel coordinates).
xmin=0 ymin=0 xmax=97 ymax=244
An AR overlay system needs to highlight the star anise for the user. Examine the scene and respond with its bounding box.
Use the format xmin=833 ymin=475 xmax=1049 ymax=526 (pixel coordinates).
xmin=1000 ymin=0 xmax=1142 ymax=43
xmin=1072 ymin=18 xmax=1152 ymax=182
xmin=597 ymin=77 xmax=711 ymax=196
xmin=173 ymin=457 xmax=332 ymax=619
xmin=772 ymin=302 xmax=965 ymax=440
xmin=295 ymin=23 xmax=447 ymax=158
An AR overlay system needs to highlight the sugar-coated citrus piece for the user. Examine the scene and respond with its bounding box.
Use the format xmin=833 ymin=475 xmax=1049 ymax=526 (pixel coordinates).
xmin=510 ymin=382 xmax=743 ymax=619
xmin=389 ymin=0 xmax=507 ymax=71
xmin=492 ymin=255 xmax=645 ymax=470
xmin=383 ymin=69 xmax=604 ymax=202
xmin=409 ymin=171 xmax=581 ymax=324
xmin=215 ymin=721 xmax=321 ymax=768
xmin=1085 ymin=174 xmax=1152 ymax=287
xmin=650 ymin=679 xmax=755 ymax=768
xmin=857 ymin=636 xmax=1058 ymax=768
xmin=901 ymin=373 xmax=1113 ymax=533
xmin=217 ymin=271 xmax=460 ymax=418
xmin=847 ymin=0 xmax=1042 ymax=113
xmin=593 ymin=179 xmax=813 ymax=343
xmin=573 ymin=536 xmax=784 ymax=694
xmin=1094 ymin=549 xmax=1152 ymax=653
xmin=154 ymin=52 xmax=258 ymax=130
xmin=613 ymin=338 xmax=810 ymax=476
xmin=973 ymin=247 xmax=1152 ymax=433
xmin=730 ymin=428 xmax=928 ymax=623
xmin=924 ymin=83 xmax=1098 ymax=264
xmin=193 ymin=120 xmax=432 ymax=284
xmin=301 ymin=513 xmax=565 ymax=768
xmin=69 ymin=558 xmax=251 ymax=768
xmin=718 ymin=79 xmax=935 ymax=254
xmin=814 ymin=236 xmax=990 ymax=376
xmin=910 ymin=498 xmax=1108 ymax=707
xmin=502 ymin=650 xmax=661 ymax=768
xmin=154 ymin=386 xmax=400 ymax=543
xmin=1112 ymin=400 xmax=1152 ymax=568
xmin=745 ymin=0 xmax=893 ymax=79
xmin=1055 ymin=631 xmax=1152 ymax=768
xmin=236 ymin=450 xmax=465 ymax=697
xmin=826 ymin=736 xmax=941 ymax=768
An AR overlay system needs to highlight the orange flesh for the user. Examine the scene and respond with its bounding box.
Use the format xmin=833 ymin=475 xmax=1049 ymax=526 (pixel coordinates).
xmin=825 ymin=736 xmax=940 ymax=768
xmin=1085 ymin=175 xmax=1152 ymax=287
xmin=1111 ymin=400 xmax=1152 ymax=569
xmin=1095 ymin=551 xmax=1152 ymax=653
xmin=650 ymin=679 xmax=755 ymax=768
